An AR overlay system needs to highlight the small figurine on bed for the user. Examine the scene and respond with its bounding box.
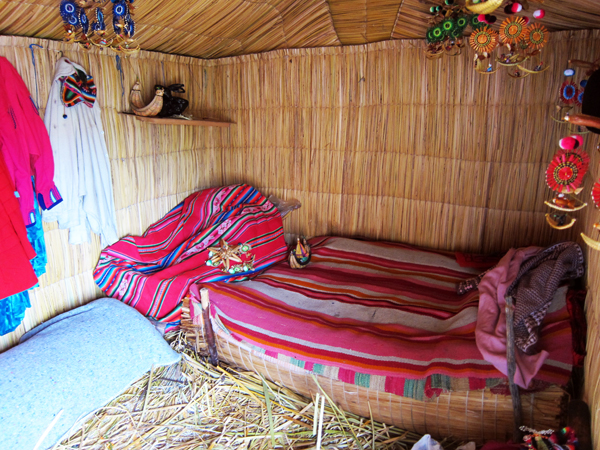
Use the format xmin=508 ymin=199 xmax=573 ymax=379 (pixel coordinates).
xmin=289 ymin=237 xmax=311 ymax=269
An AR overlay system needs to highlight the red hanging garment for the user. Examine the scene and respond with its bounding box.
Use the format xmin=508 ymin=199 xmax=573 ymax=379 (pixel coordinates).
xmin=0 ymin=57 xmax=62 ymax=227
xmin=0 ymin=151 xmax=37 ymax=299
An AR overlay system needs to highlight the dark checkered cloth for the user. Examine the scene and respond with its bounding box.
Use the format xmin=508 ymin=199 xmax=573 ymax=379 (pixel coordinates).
xmin=506 ymin=242 xmax=584 ymax=354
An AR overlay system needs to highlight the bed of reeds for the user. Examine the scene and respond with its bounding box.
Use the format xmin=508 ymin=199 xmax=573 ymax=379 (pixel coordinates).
xmin=52 ymin=332 xmax=463 ymax=450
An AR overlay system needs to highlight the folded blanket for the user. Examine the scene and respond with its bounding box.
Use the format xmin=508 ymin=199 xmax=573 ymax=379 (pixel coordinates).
xmin=94 ymin=184 xmax=287 ymax=329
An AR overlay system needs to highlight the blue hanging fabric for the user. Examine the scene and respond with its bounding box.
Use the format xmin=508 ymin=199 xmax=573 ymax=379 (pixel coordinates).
xmin=0 ymin=179 xmax=47 ymax=336
xmin=0 ymin=292 xmax=31 ymax=336
xmin=27 ymin=180 xmax=47 ymax=278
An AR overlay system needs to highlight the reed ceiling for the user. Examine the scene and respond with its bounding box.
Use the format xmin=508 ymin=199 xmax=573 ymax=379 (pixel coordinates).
xmin=1 ymin=0 xmax=600 ymax=58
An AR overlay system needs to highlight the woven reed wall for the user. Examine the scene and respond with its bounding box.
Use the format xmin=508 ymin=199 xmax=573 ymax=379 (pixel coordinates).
xmin=209 ymin=30 xmax=600 ymax=252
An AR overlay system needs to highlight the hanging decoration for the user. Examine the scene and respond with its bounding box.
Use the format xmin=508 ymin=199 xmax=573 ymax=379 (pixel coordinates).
xmin=424 ymin=0 xmax=474 ymax=59
xmin=498 ymin=16 xmax=526 ymax=44
xmin=469 ymin=26 xmax=498 ymax=54
xmin=465 ymin=0 xmax=503 ymax=15
xmin=554 ymin=59 xmax=599 ymax=130
xmin=424 ymin=1 xmax=550 ymax=78
xmin=523 ymin=23 xmax=549 ymax=50
xmin=556 ymin=148 xmax=589 ymax=173
xmin=542 ymin=135 xmax=592 ymax=232
xmin=545 ymin=152 xmax=586 ymax=194
xmin=57 ymin=0 xmax=139 ymax=54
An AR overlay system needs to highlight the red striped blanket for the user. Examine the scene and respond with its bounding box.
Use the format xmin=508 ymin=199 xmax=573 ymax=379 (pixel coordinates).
xmin=94 ymin=185 xmax=287 ymax=328
xmin=198 ymin=237 xmax=574 ymax=398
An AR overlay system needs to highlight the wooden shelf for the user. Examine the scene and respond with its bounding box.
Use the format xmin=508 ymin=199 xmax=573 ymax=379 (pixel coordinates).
xmin=120 ymin=112 xmax=233 ymax=127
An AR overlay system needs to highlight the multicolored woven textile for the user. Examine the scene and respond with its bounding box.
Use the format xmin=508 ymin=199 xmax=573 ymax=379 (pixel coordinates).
xmin=94 ymin=185 xmax=287 ymax=328
xmin=200 ymin=237 xmax=574 ymax=398
xmin=61 ymin=67 xmax=96 ymax=108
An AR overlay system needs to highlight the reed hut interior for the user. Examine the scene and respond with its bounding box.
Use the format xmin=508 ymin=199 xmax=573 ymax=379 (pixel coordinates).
xmin=1 ymin=0 xmax=600 ymax=448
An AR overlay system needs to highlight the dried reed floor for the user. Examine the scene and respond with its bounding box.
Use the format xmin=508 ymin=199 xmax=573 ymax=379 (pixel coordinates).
xmin=53 ymin=332 xmax=464 ymax=450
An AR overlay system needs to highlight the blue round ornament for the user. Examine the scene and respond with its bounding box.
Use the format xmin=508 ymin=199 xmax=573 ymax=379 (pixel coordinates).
xmin=564 ymin=68 xmax=575 ymax=77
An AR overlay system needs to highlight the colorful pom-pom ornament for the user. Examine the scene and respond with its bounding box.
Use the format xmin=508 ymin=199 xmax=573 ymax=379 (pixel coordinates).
xmin=559 ymin=135 xmax=580 ymax=150
xmin=522 ymin=16 xmax=530 ymax=25
xmin=560 ymin=81 xmax=578 ymax=104
xmin=576 ymin=90 xmax=584 ymax=106
xmin=499 ymin=16 xmax=527 ymax=44
xmin=477 ymin=14 xmax=487 ymax=23
xmin=533 ymin=9 xmax=545 ymax=19
xmin=524 ymin=23 xmax=549 ymax=50
xmin=564 ymin=68 xmax=575 ymax=77
xmin=469 ymin=26 xmax=499 ymax=54
xmin=581 ymin=79 xmax=588 ymax=88
xmin=546 ymin=152 xmax=586 ymax=193
xmin=510 ymin=2 xmax=523 ymax=13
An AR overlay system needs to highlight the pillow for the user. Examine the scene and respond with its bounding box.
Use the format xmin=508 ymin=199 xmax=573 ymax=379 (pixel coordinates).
xmin=0 ymin=298 xmax=181 ymax=449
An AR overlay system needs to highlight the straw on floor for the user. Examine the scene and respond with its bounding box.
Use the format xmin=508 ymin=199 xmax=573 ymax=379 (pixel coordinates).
xmin=53 ymin=332 xmax=459 ymax=450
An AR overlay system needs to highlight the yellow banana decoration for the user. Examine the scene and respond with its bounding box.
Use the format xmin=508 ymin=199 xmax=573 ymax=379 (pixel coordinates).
xmin=544 ymin=200 xmax=588 ymax=212
xmin=581 ymin=232 xmax=600 ymax=251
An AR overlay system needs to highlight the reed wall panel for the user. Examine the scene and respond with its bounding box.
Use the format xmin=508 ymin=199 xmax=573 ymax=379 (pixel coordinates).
xmin=208 ymin=30 xmax=599 ymax=252
xmin=2 ymin=32 xmax=600 ymax=446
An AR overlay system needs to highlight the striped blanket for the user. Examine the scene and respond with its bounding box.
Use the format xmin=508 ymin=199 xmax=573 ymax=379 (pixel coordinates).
xmin=94 ymin=185 xmax=287 ymax=329
xmin=199 ymin=237 xmax=575 ymax=399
